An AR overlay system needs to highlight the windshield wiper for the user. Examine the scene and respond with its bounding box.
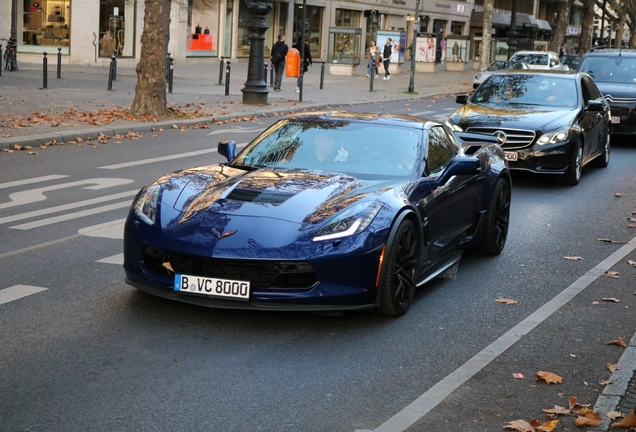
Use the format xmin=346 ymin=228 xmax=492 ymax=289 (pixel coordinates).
xmin=231 ymin=163 xmax=263 ymax=171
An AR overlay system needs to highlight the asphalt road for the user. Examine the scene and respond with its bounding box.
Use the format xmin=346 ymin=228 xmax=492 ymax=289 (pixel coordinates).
xmin=1 ymin=97 xmax=636 ymax=432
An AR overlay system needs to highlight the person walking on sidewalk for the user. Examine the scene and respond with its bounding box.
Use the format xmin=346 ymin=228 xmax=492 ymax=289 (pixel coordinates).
xmin=366 ymin=40 xmax=380 ymax=78
xmin=294 ymin=38 xmax=312 ymax=93
xmin=382 ymin=38 xmax=393 ymax=80
xmin=270 ymin=34 xmax=288 ymax=91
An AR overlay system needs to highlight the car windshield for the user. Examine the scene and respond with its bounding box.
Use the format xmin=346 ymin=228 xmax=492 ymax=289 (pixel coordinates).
xmin=231 ymin=119 xmax=421 ymax=178
xmin=509 ymin=53 xmax=548 ymax=66
xmin=485 ymin=61 xmax=509 ymax=71
xmin=579 ymin=56 xmax=636 ymax=84
xmin=472 ymin=74 xmax=579 ymax=108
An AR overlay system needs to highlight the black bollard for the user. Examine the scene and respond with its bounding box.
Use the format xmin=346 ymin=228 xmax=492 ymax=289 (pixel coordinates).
xmin=0 ymin=45 xmax=2 ymax=77
xmin=218 ymin=56 xmax=225 ymax=85
xmin=320 ymin=61 xmax=325 ymax=90
xmin=43 ymin=52 xmax=48 ymax=89
xmin=167 ymin=56 xmax=174 ymax=94
xmin=112 ymin=50 xmax=118 ymax=81
xmin=166 ymin=52 xmax=171 ymax=80
xmin=224 ymin=61 xmax=231 ymax=96
xmin=263 ymin=63 xmax=268 ymax=85
xmin=369 ymin=70 xmax=374 ymax=92
xmin=57 ymin=47 xmax=62 ymax=79
xmin=107 ymin=54 xmax=115 ymax=91
xmin=269 ymin=66 xmax=274 ymax=88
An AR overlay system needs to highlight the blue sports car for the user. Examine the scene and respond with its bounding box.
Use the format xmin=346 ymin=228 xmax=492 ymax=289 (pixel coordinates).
xmin=124 ymin=111 xmax=511 ymax=316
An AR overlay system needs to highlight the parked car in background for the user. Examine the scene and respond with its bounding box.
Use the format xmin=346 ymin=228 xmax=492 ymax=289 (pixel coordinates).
xmin=473 ymin=61 xmax=530 ymax=89
xmin=508 ymin=50 xmax=566 ymax=70
xmin=561 ymin=54 xmax=582 ymax=71
xmin=447 ymin=70 xmax=611 ymax=185
xmin=578 ymin=49 xmax=636 ymax=135
xmin=124 ymin=112 xmax=511 ymax=317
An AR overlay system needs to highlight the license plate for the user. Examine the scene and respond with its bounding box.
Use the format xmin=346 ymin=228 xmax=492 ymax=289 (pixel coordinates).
xmin=504 ymin=151 xmax=518 ymax=162
xmin=612 ymin=116 xmax=620 ymax=124
xmin=174 ymin=274 xmax=250 ymax=301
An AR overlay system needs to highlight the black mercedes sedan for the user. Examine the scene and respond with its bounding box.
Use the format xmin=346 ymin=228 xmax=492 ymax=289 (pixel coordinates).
xmin=447 ymin=70 xmax=611 ymax=185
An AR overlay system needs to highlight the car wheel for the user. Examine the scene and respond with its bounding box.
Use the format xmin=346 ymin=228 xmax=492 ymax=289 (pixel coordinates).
xmin=380 ymin=219 xmax=420 ymax=316
xmin=592 ymin=130 xmax=610 ymax=168
xmin=479 ymin=178 xmax=510 ymax=255
xmin=561 ymin=141 xmax=583 ymax=186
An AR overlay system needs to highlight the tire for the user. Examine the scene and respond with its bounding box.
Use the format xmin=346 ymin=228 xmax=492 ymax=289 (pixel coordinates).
xmin=592 ymin=130 xmax=610 ymax=168
xmin=380 ymin=219 xmax=420 ymax=316
xmin=479 ymin=178 xmax=510 ymax=255
xmin=561 ymin=141 xmax=583 ymax=186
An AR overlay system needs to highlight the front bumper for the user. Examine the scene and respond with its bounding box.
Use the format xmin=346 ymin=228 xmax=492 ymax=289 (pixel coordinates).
xmin=609 ymin=103 xmax=636 ymax=135
xmin=502 ymin=141 xmax=573 ymax=175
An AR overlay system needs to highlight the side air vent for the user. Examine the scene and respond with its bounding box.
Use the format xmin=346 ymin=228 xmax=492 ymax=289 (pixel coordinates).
xmin=227 ymin=188 xmax=294 ymax=204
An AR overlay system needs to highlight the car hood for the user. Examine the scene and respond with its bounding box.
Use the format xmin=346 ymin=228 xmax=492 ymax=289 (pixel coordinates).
xmin=449 ymin=103 xmax=577 ymax=132
xmin=595 ymin=83 xmax=636 ymax=101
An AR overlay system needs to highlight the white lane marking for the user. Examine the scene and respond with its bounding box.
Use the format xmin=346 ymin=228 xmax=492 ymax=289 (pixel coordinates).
xmin=372 ymin=236 xmax=636 ymax=432
xmin=97 ymin=253 xmax=124 ymax=265
xmin=207 ymin=127 xmax=260 ymax=136
xmin=79 ymin=219 xmax=125 ymax=239
xmin=0 ymin=285 xmax=48 ymax=305
xmin=0 ymin=175 xmax=69 ymax=190
xmin=98 ymin=142 xmax=248 ymax=170
xmin=0 ymin=190 xmax=137 ymax=226
xmin=10 ymin=201 xmax=131 ymax=230
xmin=0 ymin=178 xmax=134 ymax=210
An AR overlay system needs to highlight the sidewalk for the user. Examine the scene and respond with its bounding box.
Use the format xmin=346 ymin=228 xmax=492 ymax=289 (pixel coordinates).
xmin=0 ymin=59 xmax=475 ymax=149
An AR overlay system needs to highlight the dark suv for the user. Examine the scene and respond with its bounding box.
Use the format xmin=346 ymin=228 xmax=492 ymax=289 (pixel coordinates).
xmin=578 ymin=49 xmax=636 ymax=135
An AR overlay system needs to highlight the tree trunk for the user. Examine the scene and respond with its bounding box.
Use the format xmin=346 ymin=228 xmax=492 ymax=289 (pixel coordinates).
xmin=630 ymin=20 xmax=636 ymax=48
xmin=615 ymin=15 xmax=627 ymax=47
xmin=549 ymin=0 xmax=575 ymax=53
xmin=578 ymin=0 xmax=595 ymax=54
xmin=480 ymin=0 xmax=495 ymax=67
xmin=131 ymin=0 xmax=172 ymax=118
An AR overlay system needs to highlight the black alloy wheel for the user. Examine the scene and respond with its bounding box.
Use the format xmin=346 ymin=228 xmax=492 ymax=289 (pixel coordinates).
xmin=380 ymin=219 xmax=420 ymax=316
xmin=480 ymin=178 xmax=511 ymax=255
xmin=561 ymin=141 xmax=583 ymax=185
xmin=592 ymin=130 xmax=610 ymax=168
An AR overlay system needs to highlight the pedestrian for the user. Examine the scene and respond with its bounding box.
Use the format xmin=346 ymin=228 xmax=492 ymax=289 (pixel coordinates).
xmin=367 ymin=40 xmax=380 ymax=78
xmin=294 ymin=38 xmax=312 ymax=93
xmin=382 ymin=38 xmax=393 ymax=80
xmin=441 ymin=38 xmax=447 ymax=63
xmin=270 ymin=34 xmax=288 ymax=91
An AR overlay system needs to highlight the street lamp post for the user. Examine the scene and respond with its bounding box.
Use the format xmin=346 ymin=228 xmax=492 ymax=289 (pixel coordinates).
xmin=298 ymin=0 xmax=307 ymax=102
xmin=240 ymin=0 xmax=272 ymax=105
xmin=600 ymin=0 xmax=607 ymax=45
xmin=507 ymin=0 xmax=518 ymax=60
xmin=9 ymin=0 xmax=19 ymax=70
xmin=408 ymin=0 xmax=421 ymax=93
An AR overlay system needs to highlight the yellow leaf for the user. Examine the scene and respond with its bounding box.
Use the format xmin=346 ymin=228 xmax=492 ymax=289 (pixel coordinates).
xmin=607 ymin=411 xmax=624 ymax=420
xmin=535 ymin=419 xmax=559 ymax=432
xmin=607 ymin=337 xmax=627 ymax=348
xmin=536 ymin=371 xmax=563 ymax=385
xmin=607 ymin=363 xmax=621 ymax=373
xmin=496 ymin=298 xmax=519 ymax=305
xmin=503 ymin=419 xmax=535 ymax=431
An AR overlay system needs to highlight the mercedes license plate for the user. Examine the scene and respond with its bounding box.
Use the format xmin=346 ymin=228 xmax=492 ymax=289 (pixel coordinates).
xmin=612 ymin=116 xmax=620 ymax=124
xmin=504 ymin=151 xmax=518 ymax=162
xmin=174 ymin=274 xmax=250 ymax=301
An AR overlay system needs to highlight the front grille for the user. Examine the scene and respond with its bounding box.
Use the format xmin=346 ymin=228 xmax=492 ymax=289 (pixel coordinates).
xmin=605 ymin=94 xmax=636 ymax=104
xmin=466 ymin=127 xmax=536 ymax=149
xmin=142 ymin=246 xmax=317 ymax=289
xmin=612 ymin=124 xmax=636 ymax=134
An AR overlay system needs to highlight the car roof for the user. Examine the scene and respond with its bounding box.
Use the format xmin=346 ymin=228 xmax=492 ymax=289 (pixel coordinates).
xmin=583 ymin=48 xmax=636 ymax=57
xmin=493 ymin=69 xmax=580 ymax=78
xmin=286 ymin=110 xmax=440 ymax=129
xmin=511 ymin=50 xmax=559 ymax=56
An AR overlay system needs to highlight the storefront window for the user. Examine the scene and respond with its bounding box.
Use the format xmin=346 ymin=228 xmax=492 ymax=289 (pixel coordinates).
xmin=238 ymin=1 xmax=275 ymax=57
xmin=187 ymin=0 xmax=220 ymax=57
xmin=294 ymin=5 xmax=322 ymax=58
xmin=450 ymin=21 xmax=464 ymax=36
xmin=335 ymin=9 xmax=361 ymax=28
xmin=21 ymin=0 xmax=71 ymax=54
xmin=328 ymin=27 xmax=361 ymax=65
xmin=98 ymin=0 xmax=136 ymax=58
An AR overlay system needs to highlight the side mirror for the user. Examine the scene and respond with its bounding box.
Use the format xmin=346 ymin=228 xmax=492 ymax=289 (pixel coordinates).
xmin=456 ymin=94 xmax=468 ymax=104
xmin=218 ymin=140 xmax=237 ymax=162
xmin=435 ymin=157 xmax=481 ymax=182
xmin=587 ymin=100 xmax=604 ymax=112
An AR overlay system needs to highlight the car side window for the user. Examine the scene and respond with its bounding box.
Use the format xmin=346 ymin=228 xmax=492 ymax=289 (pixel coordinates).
xmin=580 ymin=78 xmax=593 ymax=103
xmin=583 ymin=76 xmax=602 ymax=100
xmin=427 ymin=126 xmax=458 ymax=176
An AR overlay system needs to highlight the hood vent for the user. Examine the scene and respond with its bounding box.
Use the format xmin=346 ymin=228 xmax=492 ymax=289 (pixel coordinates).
xmin=227 ymin=188 xmax=295 ymax=204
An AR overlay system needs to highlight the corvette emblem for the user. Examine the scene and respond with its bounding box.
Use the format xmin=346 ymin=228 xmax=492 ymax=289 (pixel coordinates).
xmin=211 ymin=228 xmax=238 ymax=239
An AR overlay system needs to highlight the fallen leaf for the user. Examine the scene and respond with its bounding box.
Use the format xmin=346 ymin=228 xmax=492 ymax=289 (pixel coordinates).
xmin=607 ymin=411 xmax=624 ymax=420
xmin=27 ymin=151 xmax=37 ymax=155
xmin=543 ymin=405 xmax=570 ymax=415
xmin=628 ymin=224 xmax=635 ymax=229
xmin=513 ymin=373 xmax=525 ymax=379
xmin=536 ymin=371 xmax=563 ymax=385
xmin=592 ymin=301 xmax=600 ymax=305
xmin=606 ymin=271 xmax=621 ymax=279
xmin=612 ymin=409 xmax=636 ymax=427
xmin=569 ymin=396 xmax=590 ymax=413
xmin=628 ymin=260 xmax=636 ymax=267
xmin=598 ymin=238 xmax=614 ymax=243
xmin=629 ymin=217 xmax=636 ymax=222
xmin=564 ymin=256 xmax=583 ymax=261
xmin=496 ymin=298 xmax=519 ymax=305
xmin=162 ymin=262 xmax=174 ymax=272
xmin=615 ymin=192 xmax=622 ymax=197
xmin=603 ymin=297 xmax=620 ymax=303
xmin=533 ymin=419 xmax=559 ymax=432
xmin=575 ymin=411 xmax=603 ymax=426
xmin=600 ymin=379 xmax=612 ymax=385
xmin=607 ymin=336 xmax=627 ymax=348
xmin=607 ymin=363 xmax=621 ymax=373
xmin=12 ymin=144 xmax=22 ymax=150
xmin=503 ymin=419 xmax=535 ymax=431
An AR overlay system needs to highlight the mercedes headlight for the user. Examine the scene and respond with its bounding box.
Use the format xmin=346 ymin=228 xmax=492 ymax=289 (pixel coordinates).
xmin=475 ymin=73 xmax=482 ymax=80
xmin=536 ymin=128 xmax=569 ymax=145
xmin=133 ymin=183 xmax=161 ymax=225
xmin=313 ymin=201 xmax=383 ymax=242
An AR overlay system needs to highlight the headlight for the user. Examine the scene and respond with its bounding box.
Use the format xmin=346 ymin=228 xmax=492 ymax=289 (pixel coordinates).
xmin=475 ymin=73 xmax=482 ymax=80
xmin=133 ymin=183 xmax=161 ymax=225
xmin=313 ymin=201 xmax=383 ymax=242
xmin=445 ymin=120 xmax=464 ymax=132
xmin=536 ymin=128 xmax=569 ymax=145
